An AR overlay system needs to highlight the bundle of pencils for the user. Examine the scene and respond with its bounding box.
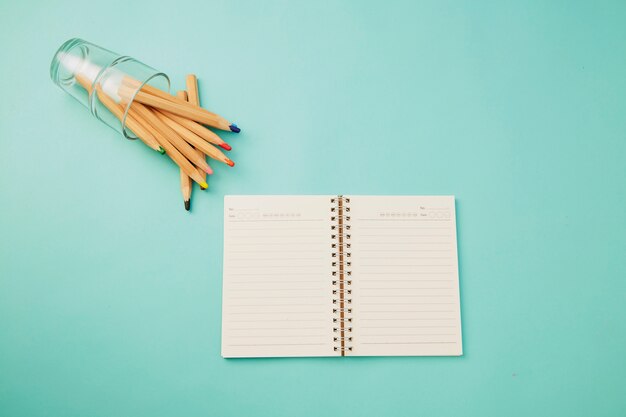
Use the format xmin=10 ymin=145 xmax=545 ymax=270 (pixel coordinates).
xmin=74 ymin=73 xmax=239 ymax=211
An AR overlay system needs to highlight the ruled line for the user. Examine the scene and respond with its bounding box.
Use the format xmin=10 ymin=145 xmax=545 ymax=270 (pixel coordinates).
xmin=229 ymin=273 xmax=323 ymax=276
xmin=358 ymin=226 xmax=450 ymax=230
xmin=229 ymin=296 xmax=325 ymax=299
xmin=359 ymin=272 xmax=452 ymax=275
xmin=360 ymin=318 xmax=456 ymax=321
xmin=230 ymin=226 xmax=326 ymax=232
xmin=358 ymin=249 xmax=450 ymax=252
xmin=228 ymin=219 xmax=325 ymax=222
xmin=359 ymin=287 xmax=452 ymax=290
xmin=357 ymin=257 xmax=452 ymax=260
xmin=356 ymin=240 xmax=451 ymax=243
xmin=359 ymin=279 xmax=453 ymax=282
xmin=228 ymin=319 xmax=326 ymax=322
xmin=227 ymin=235 xmax=324 ymax=238
xmin=360 ymin=303 xmax=455 ymax=305
xmin=359 ymin=310 xmax=454 ymax=313
xmin=230 ymin=280 xmax=323 ymax=284
xmin=231 ymin=265 xmax=326 ymax=269
xmin=355 ymin=219 xmax=452 ymax=222
xmin=360 ymin=342 xmax=457 ymax=345
xmin=227 ymin=343 xmax=328 ymax=346
xmin=358 ymin=234 xmax=453 ymax=238
xmin=228 ymin=250 xmax=326 ymax=253
xmin=229 ymin=327 xmax=326 ymax=330
xmin=360 ymin=264 xmax=453 ymax=267
xmin=228 ymin=334 xmax=325 ymax=338
xmin=361 ymin=295 xmax=454 ymax=298
xmin=229 ymin=304 xmax=325 ymax=307
xmin=361 ymin=334 xmax=456 ymax=337
xmin=226 ymin=242 xmax=326 ymax=246
xmin=361 ymin=326 xmax=456 ymax=329
xmin=227 ymin=288 xmax=324 ymax=292
xmin=228 ymin=311 xmax=326 ymax=315
xmin=228 ymin=256 xmax=324 ymax=261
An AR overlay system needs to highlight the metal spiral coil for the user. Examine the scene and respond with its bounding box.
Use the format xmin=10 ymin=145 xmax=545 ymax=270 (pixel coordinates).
xmin=331 ymin=195 xmax=353 ymax=355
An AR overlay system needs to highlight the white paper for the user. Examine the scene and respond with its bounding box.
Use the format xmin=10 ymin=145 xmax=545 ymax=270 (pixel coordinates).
xmin=221 ymin=195 xmax=462 ymax=358
xmin=348 ymin=196 xmax=463 ymax=356
xmin=221 ymin=196 xmax=336 ymax=358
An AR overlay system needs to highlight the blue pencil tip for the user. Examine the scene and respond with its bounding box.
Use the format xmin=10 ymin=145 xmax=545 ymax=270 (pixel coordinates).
xmin=229 ymin=124 xmax=240 ymax=133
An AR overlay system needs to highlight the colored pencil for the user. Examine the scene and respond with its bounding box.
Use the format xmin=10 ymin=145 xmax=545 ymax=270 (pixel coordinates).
xmin=184 ymin=75 xmax=214 ymax=169
xmin=73 ymin=71 xmax=241 ymax=208
xmin=159 ymin=110 xmax=232 ymax=151
xmin=128 ymin=104 xmax=208 ymax=190
xmin=118 ymin=84 xmax=238 ymax=133
xmin=75 ymin=74 xmax=164 ymax=153
xmin=156 ymin=111 xmax=234 ymax=167
xmin=133 ymin=103 xmax=213 ymax=175
xmin=176 ymin=89 xmax=209 ymax=180
xmin=130 ymin=103 xmax=209 ymax=188
xmin=121 ymin=76 xmax=240 ymax=134
xmin=177 ymin=90 xmax=193 ymax=211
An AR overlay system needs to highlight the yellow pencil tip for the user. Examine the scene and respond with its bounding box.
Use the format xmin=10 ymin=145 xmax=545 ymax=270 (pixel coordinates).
xmin=200 ymin=182 xmax=209 ymax=189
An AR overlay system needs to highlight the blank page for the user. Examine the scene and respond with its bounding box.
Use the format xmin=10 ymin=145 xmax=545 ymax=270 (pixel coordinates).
xmin=221 ymin=196 xmax=336 ymax=358
xmin=349 ymin=196 xmax=462 ymax=356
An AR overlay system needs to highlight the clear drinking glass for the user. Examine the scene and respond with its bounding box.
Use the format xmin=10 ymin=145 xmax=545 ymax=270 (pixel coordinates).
xmin=49 ymin=38 xmax=170 ymax=139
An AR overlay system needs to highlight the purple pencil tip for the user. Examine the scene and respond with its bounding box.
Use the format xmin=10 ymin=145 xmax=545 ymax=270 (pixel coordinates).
xmin=229 ymin=124 xmax=240 ymax=133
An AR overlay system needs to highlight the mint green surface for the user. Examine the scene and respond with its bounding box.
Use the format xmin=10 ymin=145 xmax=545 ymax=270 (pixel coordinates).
xmin=1 ymin=1 xmax=625 ymax=416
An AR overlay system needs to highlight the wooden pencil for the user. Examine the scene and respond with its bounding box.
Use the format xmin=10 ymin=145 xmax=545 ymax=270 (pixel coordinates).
xmin=177 ymin=90 xmax=193 ymax=211
xmin=176 ymin=89 xmax=208 ymax=179
xmin=156 ymin=111 xmax=235 ymax=167
xmin=159 ymin=111 xmax=231 ymax=150
xmin=73 ymin=73 xmax=241 ymax=207
xmin=118 ymin=84 xmax=237 ymax=132
xmin=185 ymin=75 xmax=201 ymax=110
xmin=184 ymin=75 xmax=214 ymax=170
xmin=129 ymin=103 xmax=209 ymax=188
xmin=128 ymin=104 xmax=208 ymax=190
xmin=132 ymin=103 xmax=214 ymax=175
xmin=75 ymin=74 xmax=164 ymax=153
xmin=121 ymin=77 xmax=239 ymax=134
xmin=97 ymin=89 xmax=164 ymax=153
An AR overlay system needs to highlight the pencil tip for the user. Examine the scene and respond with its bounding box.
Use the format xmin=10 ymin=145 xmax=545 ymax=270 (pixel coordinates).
xmin=184 ymin=200 xmax=190 ymax=211
xmin=219 ymin=142 xmax=232 ymax=151
xmin=205 ymin=167 xmax=214 ymax=175
xmin=200 ymin=181 xmax=209 ymax=189
xmin=158 ymin=147 xmax=166 ymax=154
xmin=229 ymin=124 xmax=240 ymax=133
xmin=226 ymin=159 xmax=235 ymax=167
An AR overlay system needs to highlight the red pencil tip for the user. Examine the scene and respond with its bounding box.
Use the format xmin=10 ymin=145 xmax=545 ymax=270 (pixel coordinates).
xmin=226 ymin=159 xmax=235 ymax=167
xmin=219 ymin=143 xmax=232 ymax=151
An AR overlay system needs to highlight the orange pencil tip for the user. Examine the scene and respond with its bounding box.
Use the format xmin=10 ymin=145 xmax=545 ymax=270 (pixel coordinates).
xmin=226 ymin=159 xmax=235 ymax=167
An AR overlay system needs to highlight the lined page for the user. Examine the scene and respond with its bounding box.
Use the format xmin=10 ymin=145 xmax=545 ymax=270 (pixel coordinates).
xmin=222 ymin=196 xmax=336 ymax=358
xmin=349 ymin=196 xmax=462 ymax=356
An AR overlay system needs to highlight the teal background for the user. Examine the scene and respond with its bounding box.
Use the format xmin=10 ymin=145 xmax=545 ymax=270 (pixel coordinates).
xmin=1 ymin=1 xmax=625 ymax=416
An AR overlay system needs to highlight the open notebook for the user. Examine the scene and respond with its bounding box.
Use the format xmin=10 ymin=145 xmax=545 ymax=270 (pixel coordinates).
xmin=222 ymin=195 xmax=462 ymax=358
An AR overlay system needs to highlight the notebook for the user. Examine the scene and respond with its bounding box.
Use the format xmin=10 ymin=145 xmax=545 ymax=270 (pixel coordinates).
xmin=221 ymin=195 xmax=462 ymax=358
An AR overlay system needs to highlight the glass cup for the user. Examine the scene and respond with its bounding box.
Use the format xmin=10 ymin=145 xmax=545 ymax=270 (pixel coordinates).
xmin=50 ymin=38 xmax=170 ymax=139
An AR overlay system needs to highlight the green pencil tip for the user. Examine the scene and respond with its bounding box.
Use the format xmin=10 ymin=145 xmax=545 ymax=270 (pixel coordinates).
xmin=158 ymin=147 xmax=166 ymax=154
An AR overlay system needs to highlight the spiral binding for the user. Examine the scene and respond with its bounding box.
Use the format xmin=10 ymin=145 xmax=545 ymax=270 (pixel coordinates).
xmin=331 ymin=195 xmax=353 ymax=355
